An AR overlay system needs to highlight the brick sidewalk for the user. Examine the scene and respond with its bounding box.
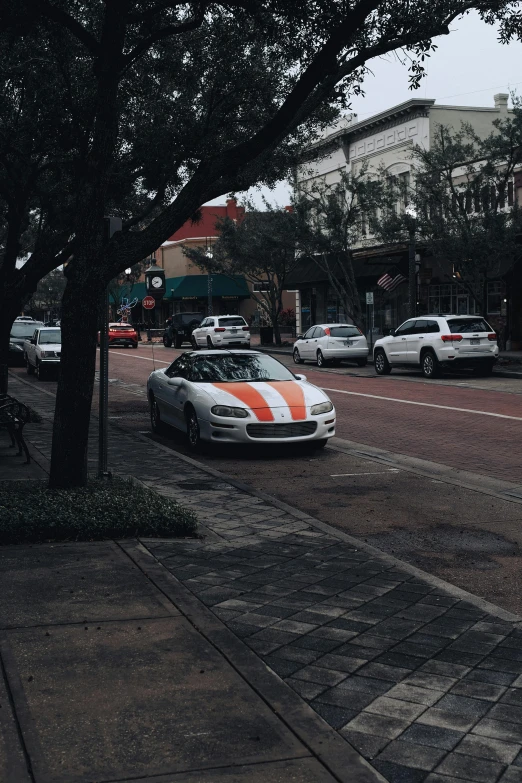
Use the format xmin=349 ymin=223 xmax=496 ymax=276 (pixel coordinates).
xmin=10 ymin=373 xmax=522 ymax=783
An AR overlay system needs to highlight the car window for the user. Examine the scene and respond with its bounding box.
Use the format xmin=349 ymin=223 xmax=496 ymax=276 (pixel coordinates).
xmin=177 ymin=313 xmax=202 ymax=325
xmin=218 ymin=317 xmax=247 ymax=327
xmin=412 ymin=320 xmax=428 ymax=334
xmin=199 ymin=319 xmax=209 ymax=328
xmin=38 ymin=329 xmax=61 ymax=344
xmin=166 ymin=355 xmax=189 ymax=378
xmin=303 ymin=328 xmax=316 ymax=339
xmin=10 ymin=323 xmax=44 ymax=338
xmin=329 ymin=326 xmax=361 ymax=337
xmin=190 ymin=353 xmax=296 ymax=382
xmin=447 ymin=318 xmax=491 ymax=334
xmin=425 ymin=320 xmax=440 ymax=334
xmin=393 ymin=321 xmax=413 ymax=336
xmin=314 ymin=327 xmax=326 ymax=338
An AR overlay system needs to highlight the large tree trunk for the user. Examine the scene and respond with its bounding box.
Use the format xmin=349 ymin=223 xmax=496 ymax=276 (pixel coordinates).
xmin=49 ymin=271 xmax=103 ymax=488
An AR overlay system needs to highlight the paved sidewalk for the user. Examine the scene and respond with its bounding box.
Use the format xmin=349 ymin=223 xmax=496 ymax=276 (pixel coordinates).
xmin=7 ymin=373 xmax=522 ymax=783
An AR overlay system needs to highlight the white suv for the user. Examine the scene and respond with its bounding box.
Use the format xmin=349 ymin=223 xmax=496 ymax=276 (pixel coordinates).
xmin=373 ymin=315 xmax=499 ymax=379
xmin=191 ymin=315 xmax=250 ymax=349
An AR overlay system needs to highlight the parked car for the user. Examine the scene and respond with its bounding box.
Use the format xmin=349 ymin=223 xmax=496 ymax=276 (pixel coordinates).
xmin=163 ymin=312 xmax=203 ymax=348
xmin=147 ymin=350 xmax=335 ymax=449
xmin=191 ymin=315 xmax=250 ymax=349
xmin=14 ymin=316 xmax=37 ymax=322
xmin=97 ymin=323 xmax=138 ymax=348
xmin=24 ymin=326 xmax=61 ymax=379
xmin=293 ymin=323 xmax=369 ymax=367
xmin=373 ymin=315 xmax=499 ymax=379
xmin=9 ymin=320 xmax=44 ymax=365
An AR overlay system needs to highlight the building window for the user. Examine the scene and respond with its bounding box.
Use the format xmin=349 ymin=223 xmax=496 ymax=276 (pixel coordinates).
xmin=253 ymin=281 xmax=271 ymax=292
xmin=487 ymin=281 xmax=503 ymax=314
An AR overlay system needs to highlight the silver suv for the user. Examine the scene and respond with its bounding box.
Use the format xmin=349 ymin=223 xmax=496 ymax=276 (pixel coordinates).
xmin=373 ymin=315 xmax=499 ymax=379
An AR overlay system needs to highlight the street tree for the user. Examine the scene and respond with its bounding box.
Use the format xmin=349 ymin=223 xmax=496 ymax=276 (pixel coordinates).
xmin=377 ymin=98 xmax=522 ymax=316
xmin=1 ymin=1 xmax=520 ymax=488
xmin=184 ymin=204 xmax=299 ymax=344
xmin=294 ymin=166 xmax=387 ymax=329
xmin=26 ymin=269 xmax=67 ymax=320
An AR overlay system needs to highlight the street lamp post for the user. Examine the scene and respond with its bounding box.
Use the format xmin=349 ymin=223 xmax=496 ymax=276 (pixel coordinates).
xmin=404 ymin=206 xmax=417 ymax=319
xmin=206 ymin=244 xmax=213 ymax=316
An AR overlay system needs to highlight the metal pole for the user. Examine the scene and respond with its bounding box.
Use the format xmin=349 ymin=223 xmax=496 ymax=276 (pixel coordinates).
xmin=98 ymin=286 xmax=110 ymax=478
xmin=408 ymin=227 xmax=416 ymax=319
xmin=208 ymin=273 xmax=213 ymax=316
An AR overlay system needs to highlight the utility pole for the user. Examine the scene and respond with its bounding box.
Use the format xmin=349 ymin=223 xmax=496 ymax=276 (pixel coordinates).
xmin=404 ymin=208 xmax=417 ymax=319
xmin=98 ymin=216 xmax=122 ymax=479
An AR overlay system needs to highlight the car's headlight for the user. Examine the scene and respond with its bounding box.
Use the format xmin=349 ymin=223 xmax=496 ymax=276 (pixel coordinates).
xmin=9 ymin=343 xmax=23 ymax=351
xmin=311 ymin=400 xmax=334 ymax=415
xmin=211 ymin=405 xmax=249 ymax=418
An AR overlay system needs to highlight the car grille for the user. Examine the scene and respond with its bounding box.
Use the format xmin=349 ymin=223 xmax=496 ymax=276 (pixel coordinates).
xmin=246 ymin=421 xmax=317 ymax=439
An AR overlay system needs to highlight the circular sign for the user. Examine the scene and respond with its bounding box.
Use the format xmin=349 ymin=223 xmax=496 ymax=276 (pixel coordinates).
xmin=142 ymin=295 xmax=156 ymax=310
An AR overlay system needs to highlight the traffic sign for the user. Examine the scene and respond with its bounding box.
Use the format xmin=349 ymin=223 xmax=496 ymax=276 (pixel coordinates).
xmin=142 ymin=295 xmax=156 ymax=310
xmin=366 ymin=292 xmax=374 ymax=305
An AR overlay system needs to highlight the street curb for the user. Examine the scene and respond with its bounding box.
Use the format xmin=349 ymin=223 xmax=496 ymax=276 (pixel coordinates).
xmin=131 ymin=430 xmax=522 ymax=625
xmin=118 ymin=540 xmax=386 ymax=783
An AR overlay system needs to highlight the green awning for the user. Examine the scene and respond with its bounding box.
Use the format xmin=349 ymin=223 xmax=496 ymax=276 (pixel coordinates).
xmin=166 ymin=274 xmax=250 ymax=300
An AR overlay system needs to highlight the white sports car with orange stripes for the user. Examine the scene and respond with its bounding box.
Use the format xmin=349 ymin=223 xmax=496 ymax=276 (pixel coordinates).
xmin=147 ymin=350 xmax=336 ymax=450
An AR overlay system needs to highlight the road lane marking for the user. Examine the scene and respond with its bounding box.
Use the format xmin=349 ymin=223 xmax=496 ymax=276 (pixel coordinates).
xmin=331 ymin=469 xmax=400 ymax=477
xmin=321 ymin=387 xmax=522 ymax=422
xmin=109 ymin=351 xmax=170 ymax=364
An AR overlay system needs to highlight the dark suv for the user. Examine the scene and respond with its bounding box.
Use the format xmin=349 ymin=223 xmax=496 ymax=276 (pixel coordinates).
xmin=163 ymin=312 xmax=203 ymax=348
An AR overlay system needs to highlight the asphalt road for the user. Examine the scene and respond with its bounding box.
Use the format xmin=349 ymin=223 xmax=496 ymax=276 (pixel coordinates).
xmin=12 ymin=344 xmax=522 ymax=614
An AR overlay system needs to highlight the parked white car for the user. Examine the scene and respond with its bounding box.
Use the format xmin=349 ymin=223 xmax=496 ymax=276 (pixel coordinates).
xmin=373 ymin=315 xmax=499 ymax=378
xmin=147 ymin=350 xmax=335 ymax=449
xmin=24 ymin=327 xmax=62 ymax=380
xmin=293 ymin=323 xmax=369 ymax=367
xmin=191 ymin=315 xmax=250 ymax=349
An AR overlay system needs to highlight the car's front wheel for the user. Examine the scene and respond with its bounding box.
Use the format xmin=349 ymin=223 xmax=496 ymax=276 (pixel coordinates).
xmin=163 ymin=334 xmax=172 ymax=348
xmin=374 ymin=349 xmax=391 ymax=375
xmin=174 ymin=334 xmax=183 ymax=349
xmin=191 ymin=335 xmax=199 ymax=350
xmin=185 ymin=406 xmax=201 ymax=450
xmin=207 ymin=336 xmax=215 ymax=349
xmin=26 ymin=357 xmax=35 ymax=375
xmin=293 ymin=348 xmax=303 ymax=364
xmin=421 ymin=350 xmax=440 ymax=379
xmin=35 ymin=361 xmax=46 ymax=380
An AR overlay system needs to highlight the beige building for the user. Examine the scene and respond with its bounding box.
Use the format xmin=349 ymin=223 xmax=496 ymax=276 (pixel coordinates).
xmin=291 ymin=94 xmax=520 ymax=338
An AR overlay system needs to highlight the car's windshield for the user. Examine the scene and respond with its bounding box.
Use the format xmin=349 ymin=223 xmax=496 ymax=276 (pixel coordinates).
xmin=447 ymin=319 xmax=491 ymax=334
xmin=10 ymin=323 xmax=43 ymax=338
xmin=38 ymin=330 xmax=61 ymax=344
xmin=218 ymin=317 xmax=246 ymax=327
xmin=190 ymin=354 xmax=295 ymax=382
xmin=329 ymin=326 xmax=361 ymax=337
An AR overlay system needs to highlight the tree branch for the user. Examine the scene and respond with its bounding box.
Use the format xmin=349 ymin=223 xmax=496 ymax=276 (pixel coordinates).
xmin=23 ymin=0 xmax=99 ymax=53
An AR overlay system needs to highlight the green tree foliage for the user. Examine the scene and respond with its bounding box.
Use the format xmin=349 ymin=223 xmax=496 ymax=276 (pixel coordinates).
xmin=0 ymin=0 xmax=520 ymax=487
xmin=294 ymin=166 xmax=388 ymax=328
xmin=184 ymin=204 xmax=298 ymax=344
xmin=378 ymin=97 xmax=522 ymax=316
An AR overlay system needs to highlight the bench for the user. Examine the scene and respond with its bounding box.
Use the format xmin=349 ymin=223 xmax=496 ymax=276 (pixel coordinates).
xmin=0 ymin=396 xmax=31 ymax=464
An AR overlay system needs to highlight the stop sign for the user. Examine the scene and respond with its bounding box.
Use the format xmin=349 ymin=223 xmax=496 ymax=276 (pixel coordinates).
xmin=142 ymin=295 xmax=156 ymax=310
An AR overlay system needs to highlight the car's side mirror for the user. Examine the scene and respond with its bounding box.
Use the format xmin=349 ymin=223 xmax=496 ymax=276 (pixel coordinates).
xmin=31 ymin=338 xmax=36 ymax=344
xmin=167 ymin=377 xmax=183 ymax=386
xmin=297 ymin=334 xmax=304 ymax=340
xmin=389 ymin=329 xmax=395 ymax=337
xmin=294 ymin=373 xmax=307 ymax=381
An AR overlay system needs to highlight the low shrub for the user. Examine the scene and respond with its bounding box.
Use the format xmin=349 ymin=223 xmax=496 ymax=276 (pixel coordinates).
xmin=0 ymin=477 xmax=197 ymax=544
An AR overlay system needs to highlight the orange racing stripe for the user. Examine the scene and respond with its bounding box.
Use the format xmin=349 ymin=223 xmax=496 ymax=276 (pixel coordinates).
xmin=212 ymin=383 xmax=274 ymax=421
xmin=266 ymin=382 xmax=306 ymax=421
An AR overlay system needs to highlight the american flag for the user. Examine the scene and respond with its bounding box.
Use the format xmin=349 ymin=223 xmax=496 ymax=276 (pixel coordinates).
xmin=377 ymin=270 xmax=407 ymax=292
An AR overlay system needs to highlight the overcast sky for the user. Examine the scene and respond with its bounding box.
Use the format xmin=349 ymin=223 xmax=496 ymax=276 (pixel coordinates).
xmin=205 ymin=11 xmax=521 ymax=209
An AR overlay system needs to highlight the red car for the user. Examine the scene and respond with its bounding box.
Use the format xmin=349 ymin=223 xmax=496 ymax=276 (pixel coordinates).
xmin=98 ymin=323 xmax=138 ymax=349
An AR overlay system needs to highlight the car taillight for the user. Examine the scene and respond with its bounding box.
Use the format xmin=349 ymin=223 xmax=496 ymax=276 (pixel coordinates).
xmin=488 ymin=333 xmax=497 ymax=341
xmin=441 ymin=334 xmax=462 ymax=342
xmin=242 ymin=326 xmax=249 ymax=331
xmin=214 ymin=327 xmax=226 ymax=332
